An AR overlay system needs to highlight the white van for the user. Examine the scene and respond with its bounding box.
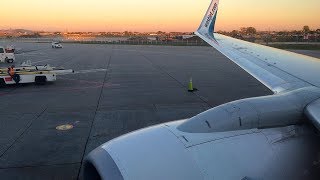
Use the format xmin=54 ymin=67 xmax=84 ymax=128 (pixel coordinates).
xmin=51 ymin=42 xmax=63 ymax=48
xmin=0 ymin=46 xmax=15 ymax=63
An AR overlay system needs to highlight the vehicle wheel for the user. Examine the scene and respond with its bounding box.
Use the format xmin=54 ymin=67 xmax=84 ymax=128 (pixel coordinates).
xmin=35 ymin=76 xmax=47 ymax=85
xmin=0 ymin=78 xmax=6 ymax=87
xmin=7 ymin=59 xmax=13 ymax=63
xmin=13 ymin=74 xmax=20 ymax=84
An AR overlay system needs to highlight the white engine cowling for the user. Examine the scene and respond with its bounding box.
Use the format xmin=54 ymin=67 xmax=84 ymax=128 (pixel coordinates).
xmin=178 ymin=87 xmax=320 ymax=133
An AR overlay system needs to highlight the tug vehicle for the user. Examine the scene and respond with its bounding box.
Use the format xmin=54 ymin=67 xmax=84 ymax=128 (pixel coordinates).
xmin=0 ymin=61 xmax=73 ymax=86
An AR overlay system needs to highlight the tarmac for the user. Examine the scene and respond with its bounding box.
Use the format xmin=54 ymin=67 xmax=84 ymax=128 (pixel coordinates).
xmin=0 ymin=42 xmax=319 ymax=179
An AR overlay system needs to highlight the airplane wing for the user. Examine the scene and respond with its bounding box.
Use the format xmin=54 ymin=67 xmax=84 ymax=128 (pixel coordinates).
xmin=83 ymin=1 xmax=320 ymax=179
xmin=195 ymin=0 xmax=320 ymax=94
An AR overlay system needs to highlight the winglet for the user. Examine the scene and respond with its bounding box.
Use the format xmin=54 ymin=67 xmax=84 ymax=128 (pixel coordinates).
xmin=195 ymin=0 xmax=220 ymax=46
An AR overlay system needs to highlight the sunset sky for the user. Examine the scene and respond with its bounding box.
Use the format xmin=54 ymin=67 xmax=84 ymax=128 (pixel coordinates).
xmin=0 ymin=0 xmax=319 ymax=32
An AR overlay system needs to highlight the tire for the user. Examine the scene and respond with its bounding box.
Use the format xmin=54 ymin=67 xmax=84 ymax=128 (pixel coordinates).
xmin=0 ymin=78 xmax=6 ymax=87
xmin=13 ymin=74 xmax=20 ymax=84
xmin=7 ymin=59 xmax=13 ymax=63
xmin=35 ymin=76 xmax=47 ymax=85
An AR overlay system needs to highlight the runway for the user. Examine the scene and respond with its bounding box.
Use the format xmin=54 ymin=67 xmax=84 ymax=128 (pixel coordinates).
xmin=0 ymin=42 xmax=319 ymax=179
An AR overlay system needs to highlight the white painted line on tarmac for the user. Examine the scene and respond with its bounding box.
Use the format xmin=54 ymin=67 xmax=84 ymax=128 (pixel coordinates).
xmin=73 ymin=68 xmax=108 ymax=74
xmin=59 ymin=68 xmax=108 ymax=75
xmin=31 ymin=59 xmax=53 ymax=64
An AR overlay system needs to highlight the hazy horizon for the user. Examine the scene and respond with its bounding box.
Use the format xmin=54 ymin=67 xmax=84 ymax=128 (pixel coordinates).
xmin=0 ymin=0 xmax=319 ymax=32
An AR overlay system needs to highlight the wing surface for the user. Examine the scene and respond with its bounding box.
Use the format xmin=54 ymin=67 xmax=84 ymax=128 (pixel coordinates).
xmin=196 ymin=0 xmax=320 ymax=93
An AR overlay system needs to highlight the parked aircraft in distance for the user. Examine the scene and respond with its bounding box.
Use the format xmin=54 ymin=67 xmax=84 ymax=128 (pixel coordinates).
xmin=83 ymin=0 xmax=320 ymax=179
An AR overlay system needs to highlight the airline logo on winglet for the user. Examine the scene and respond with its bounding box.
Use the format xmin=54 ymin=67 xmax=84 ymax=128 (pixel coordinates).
xmin=204 ymin=3 xmax=218 ymax=28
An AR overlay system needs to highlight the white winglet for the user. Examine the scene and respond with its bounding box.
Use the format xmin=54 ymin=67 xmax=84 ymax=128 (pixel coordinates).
xmin=195 ymin=0 xmax=220 ymax=46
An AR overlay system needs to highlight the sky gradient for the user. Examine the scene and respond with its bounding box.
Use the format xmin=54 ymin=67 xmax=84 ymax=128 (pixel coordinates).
xmin=1 ymin=0 xmax=319 ymax=32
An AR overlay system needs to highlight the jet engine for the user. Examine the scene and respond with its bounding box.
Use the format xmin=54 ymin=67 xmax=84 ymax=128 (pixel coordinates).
xmin=178 ymin=87 xmax=320 ymax=133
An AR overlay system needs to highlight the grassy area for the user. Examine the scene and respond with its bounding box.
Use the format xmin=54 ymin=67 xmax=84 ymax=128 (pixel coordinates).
xmin=22 ymin=39 xmax=320 ymax=50
xmin=64 ymin=41 xmax=320 ymax=50
xmin=61 ymin=40 xmax=209 ymax=47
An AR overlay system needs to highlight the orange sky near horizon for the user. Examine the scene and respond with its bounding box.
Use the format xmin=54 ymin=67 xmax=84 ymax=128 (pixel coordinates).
xmin=0 ymin=0 xmax=319 ymax=32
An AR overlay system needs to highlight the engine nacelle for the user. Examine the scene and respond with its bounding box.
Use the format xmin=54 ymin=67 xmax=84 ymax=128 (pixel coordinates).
xmin=178 ymin=87 xmax=320 ymax=133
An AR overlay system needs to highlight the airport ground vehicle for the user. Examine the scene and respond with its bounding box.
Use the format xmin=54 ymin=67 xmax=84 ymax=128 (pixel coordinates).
xmin=0 ymin=46 xmax=15 ymax=63
xmin=51 ymin=42 xmax=63 ymax=48
xmin=0 ymin=62 xmax=73 ymax=86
